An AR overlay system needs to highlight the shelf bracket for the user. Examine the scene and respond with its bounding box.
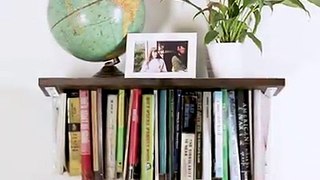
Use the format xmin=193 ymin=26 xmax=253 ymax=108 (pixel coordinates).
xmin=262 ymin=87 xmax=279 ymax=97
xmin=44 ymin=87 xmax=60 ymax=97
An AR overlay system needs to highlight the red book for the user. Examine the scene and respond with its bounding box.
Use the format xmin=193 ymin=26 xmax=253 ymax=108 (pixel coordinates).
xmin=128 ymin=89 xmax=142 ymax=179
xmin=80 ymin=90 xmax=93 ymax=180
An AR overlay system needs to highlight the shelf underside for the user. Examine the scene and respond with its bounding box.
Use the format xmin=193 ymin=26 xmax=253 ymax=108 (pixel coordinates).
xmin=38 ymin=77 xmax=285 ymax=97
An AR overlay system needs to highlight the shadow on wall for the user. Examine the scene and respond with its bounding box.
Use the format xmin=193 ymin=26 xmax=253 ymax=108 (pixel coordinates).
xmin=143 ymin=0 xmax=171 ymax=32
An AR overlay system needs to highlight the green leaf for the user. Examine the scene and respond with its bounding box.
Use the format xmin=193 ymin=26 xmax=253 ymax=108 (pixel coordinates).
xmin=247 ymin=32 xmax=262 ymax=52
xmin=285 ymin=0 xmax=310 ymax=15
xmin=205 ymin=30 xmax=219 ymax=44
xmin=308 ymin=0 xmax=320 ymax=7
xmin=229 ymin=3 xmax=240 ymax=18
xmin=209 ymin=9 xmax=224 ymax=27
xmin=253 ymin=10 xmax=261 ymax=34
xmin=282 ymin=0 xmax=299 ymax=7
xmin=209 ymin=2 xmax=228 ymax=14
xmin=264 ymin=0 xmax=285 ymax=10
xmin=193 ymin=7 xmax=210 ymax=20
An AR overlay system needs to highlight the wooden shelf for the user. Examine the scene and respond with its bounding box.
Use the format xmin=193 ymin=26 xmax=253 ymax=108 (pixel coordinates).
xmin=38 ymin=77 xmax=285 ymax=97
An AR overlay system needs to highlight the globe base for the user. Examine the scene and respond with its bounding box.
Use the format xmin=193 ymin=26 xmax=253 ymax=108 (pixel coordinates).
xmin=93 ymin=58 xmax=124 ymax=78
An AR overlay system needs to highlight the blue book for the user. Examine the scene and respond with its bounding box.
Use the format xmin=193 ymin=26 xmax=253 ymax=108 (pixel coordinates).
xmin=159 ymin=90 xmax=167 ymax=174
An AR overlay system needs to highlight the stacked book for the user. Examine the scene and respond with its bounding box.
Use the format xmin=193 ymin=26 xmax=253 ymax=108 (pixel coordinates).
xmin=52 ymin=88 xmax=269 ymax=180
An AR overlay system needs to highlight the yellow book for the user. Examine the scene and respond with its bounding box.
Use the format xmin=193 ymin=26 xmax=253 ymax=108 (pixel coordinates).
xmin=67 ymin=91 xmax=81 ymax=176
xmin=140 ymin=94 xmax=154 ymax=180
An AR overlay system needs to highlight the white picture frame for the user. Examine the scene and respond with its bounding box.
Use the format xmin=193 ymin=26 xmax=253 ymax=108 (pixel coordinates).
xmin=124 ymin=32 xmax=197 ymax=78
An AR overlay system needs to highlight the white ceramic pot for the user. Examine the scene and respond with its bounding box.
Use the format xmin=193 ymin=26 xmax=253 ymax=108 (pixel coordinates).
xmin=206 ymin=42 xmax=244 ymax=78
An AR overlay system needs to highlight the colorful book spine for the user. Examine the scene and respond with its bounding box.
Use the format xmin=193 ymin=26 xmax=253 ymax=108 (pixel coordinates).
xmin=140 ymin=94 xmax=155 ymax=180
xmin=128 ymin=89 xmax=142 ymax=179
xmin=222 ymin=90 xmax=229 ymax=180
xmin=154 ymin=90 xmax=160 ymax=180
xmin=105 ymin=94 xmax=118 ymax=179
xmin=174 ymin=89 xmax=183 ymax=178
xmin=159 ymin=90 xmax=167 ymax=175
xmin=67 ymin=91 xmax=81 ymax=176
xmin=214 ymin=91 xmax=223 ymax=179
xmin=116 ymin=90 xmax=126 ymax=173
xmin=80 ymin=90 xmax=93 ymax=180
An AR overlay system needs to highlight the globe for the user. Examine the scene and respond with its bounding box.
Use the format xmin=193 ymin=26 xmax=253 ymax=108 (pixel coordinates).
xmin=47 ymin=0 xmax=145 ymax=65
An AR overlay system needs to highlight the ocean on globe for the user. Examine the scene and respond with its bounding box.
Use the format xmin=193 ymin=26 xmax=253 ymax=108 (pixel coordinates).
xmin=47 ymin=0 xmax=145 ymax=62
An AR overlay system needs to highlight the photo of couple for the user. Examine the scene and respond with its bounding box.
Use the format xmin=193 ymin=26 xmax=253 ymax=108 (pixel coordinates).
xmin=134 ymin=41 xmax=188 ymax=73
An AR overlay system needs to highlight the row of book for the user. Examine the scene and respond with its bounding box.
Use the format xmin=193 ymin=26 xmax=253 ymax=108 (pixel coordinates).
xmin=52 ymin=88 xmax=270 ymax=180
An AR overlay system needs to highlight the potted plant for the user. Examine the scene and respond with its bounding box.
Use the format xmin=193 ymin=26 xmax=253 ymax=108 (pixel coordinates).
xmin=168 ymin=0 xmax=319 ymax=77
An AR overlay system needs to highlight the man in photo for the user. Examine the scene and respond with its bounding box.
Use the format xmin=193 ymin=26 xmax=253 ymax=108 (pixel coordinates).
xmin=171 ymin=45 xmax=187 ymax=72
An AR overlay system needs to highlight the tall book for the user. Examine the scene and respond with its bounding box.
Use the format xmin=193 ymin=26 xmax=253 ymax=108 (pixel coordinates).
xmin=174 ymin=89 xmax=183 ymax=179
xmin=79 ymin=90 xmax=93 ymax=180
xmin=116 ymin=90 xmax=126 ymax=174
xmin=236 ymin=90 xmax=252 ymax=180
xmin=154 ymin=90 xmax=160 ymax=180
xmin=159 ymin=90 xmax=167 ymax=176
xmin=128 ymin=89 xmax=142 ymax=179
xmin=195 ymin=91 xmax=203 ymax=180
xmin=222 ymin=90 xmax=229 ymax=180
xmin=213 ymin=91 xmax=223 ymax=179
xmin=140 ymin=94 xmax=155 ymax=180
xmin=228 ymin=91 xmax=241 ymax=180
xmin=105 ymin=94 xmax=118 ymax=179
xmin=202 ymin=91 xmax=212 ymax=180
xmin=66 ymin=91 xmax=81 ymax=176
xmin=168 ymin=89 xmax=175 ymax=180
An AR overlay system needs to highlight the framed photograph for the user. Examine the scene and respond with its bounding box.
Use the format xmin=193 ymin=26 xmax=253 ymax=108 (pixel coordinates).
xmin=125 ymin=32 xmax=197 ymax=78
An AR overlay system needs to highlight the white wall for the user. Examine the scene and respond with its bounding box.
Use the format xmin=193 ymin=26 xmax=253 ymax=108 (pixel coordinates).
xmin=0 ymin=0 xmax=319 ymax=179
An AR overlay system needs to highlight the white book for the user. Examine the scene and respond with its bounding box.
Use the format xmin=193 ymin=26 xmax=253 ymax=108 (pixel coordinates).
xmin=213 ymin=91 xmax=223 ymax=178
xmin=180 ymin=133 xmax=195 ymax=180
xmin=253 ymin=90 xmax=271 ymax=180
xmin=154 ymin=90 xmax=160 ymax=180
xmin=106 ymin=94 xmax=118 ymax=179
xmin=53 ymin=93 xmax=67 ymax=174
xmin=228 ymin=91 xmax=241 ymax=180
xmin=202 ymin=92 xmax=212 ymax=180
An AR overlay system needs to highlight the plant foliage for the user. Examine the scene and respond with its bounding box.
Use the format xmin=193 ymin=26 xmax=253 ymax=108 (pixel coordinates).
xmin=168 ymin=0 xmax=320 ymax=52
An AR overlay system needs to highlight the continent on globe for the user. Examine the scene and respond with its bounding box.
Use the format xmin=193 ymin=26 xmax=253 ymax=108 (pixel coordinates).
xmin=47 ymin=0 xmax=145 ymax=62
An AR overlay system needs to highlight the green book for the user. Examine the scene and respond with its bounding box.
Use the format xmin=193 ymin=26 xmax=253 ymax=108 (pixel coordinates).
xmin=222 ymin=89 xmax=229 ymax=180
xmin=140 ymin=94 xmax=154 ymax=180
xmin=116 ymin=90 xmax=125 ymax=173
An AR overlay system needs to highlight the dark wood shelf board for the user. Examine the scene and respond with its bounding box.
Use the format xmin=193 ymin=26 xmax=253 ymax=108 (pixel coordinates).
xmin=38 ymin=77 xmax=285 ymax=97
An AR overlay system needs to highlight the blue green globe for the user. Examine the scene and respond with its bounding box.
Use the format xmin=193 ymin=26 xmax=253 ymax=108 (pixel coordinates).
xmin=47 ymin=0 xmax=145 ymax=62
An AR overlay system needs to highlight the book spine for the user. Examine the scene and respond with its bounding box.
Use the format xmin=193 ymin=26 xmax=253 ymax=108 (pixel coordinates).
xmin=106 ymin=94 xmax=118 ymax=179
xmin=96 ymin=89 xmax=104 ymax=180
xmin=67 ymin=91 xmax=81 ymax=176
xmin=117 ymin=90 xmax=125 ymax=173
xmin=129 ymin=89 xmax=142 ymax=179
xmin=195 ymin=91 xmax=203 ymax=180
xmin=168 ymin=89 xmax=175 ymax=180
xmin=202 ymin=91 xmax=212 ymax=180
xmin=174 ymin=89 xmax=182 ymax=178
xmin=90 ymin=91 xmax=100 ymax=178
xmin=159 ymin=90 xmax=167 ymax=175
xmin=140 ymin=94 xmax=155 ymax=180
xmin=228 ymin=91 xmax=241 ymax=180
xmin=222 ymin=90 xmax=229 ymax=180
xmin=236 ymin=90 xmax=252 ymax=180
xmin=180 ymin=133 xmax=195 ymax=180
xmin=154 ymin=90 xmax=160 ymax=180
xmin=80 ymin=90 xmax=93 ymax=180
xmin=214 ymin=91 xmax=223 ymax=178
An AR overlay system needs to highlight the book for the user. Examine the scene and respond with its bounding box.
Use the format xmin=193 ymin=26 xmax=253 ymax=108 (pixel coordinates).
xmin=202 ymin=91 xmax=212 ymax=180
xmin=222 ymin=90 xmax=229 ymax=180
xmin=79 ymin=90 xmax=93 ymax=180
xmin=168 ymin=89 xmax=175 ymax=180
xmin=66 ymin=91 xmax=81 ymax=176
xmin=180 ymin=133 xmax=195 ymax=180
xmin=213 ymin=91 xmax=223 ymax=179
xmin=140 ymin=94 xmax=155 ymax=180
xmin=159 ymin=90 xmax=167 ymax=176
xmin=116 ymin=90 xmax=126 ymax=174
xmin=174 ymin=89 xmax=183 ymax=179
xmin=96 ymin=89 xmax=105 ymax=180
xmin=236 ymin=90 xmax=252 ymax=180
xmin=128 ymin=89 xmax=142 ymax=179
xmin=195 ymin=91 xmax=203 ymax=180
xmin=105 ymin=94 xmax=118 ymax=179
xmin=154 ymin=90 xmax=160 ymax=180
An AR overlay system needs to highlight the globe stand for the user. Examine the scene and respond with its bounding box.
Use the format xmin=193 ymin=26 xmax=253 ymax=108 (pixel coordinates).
xmin=93 ymin=58 xmax=124 ymax=78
